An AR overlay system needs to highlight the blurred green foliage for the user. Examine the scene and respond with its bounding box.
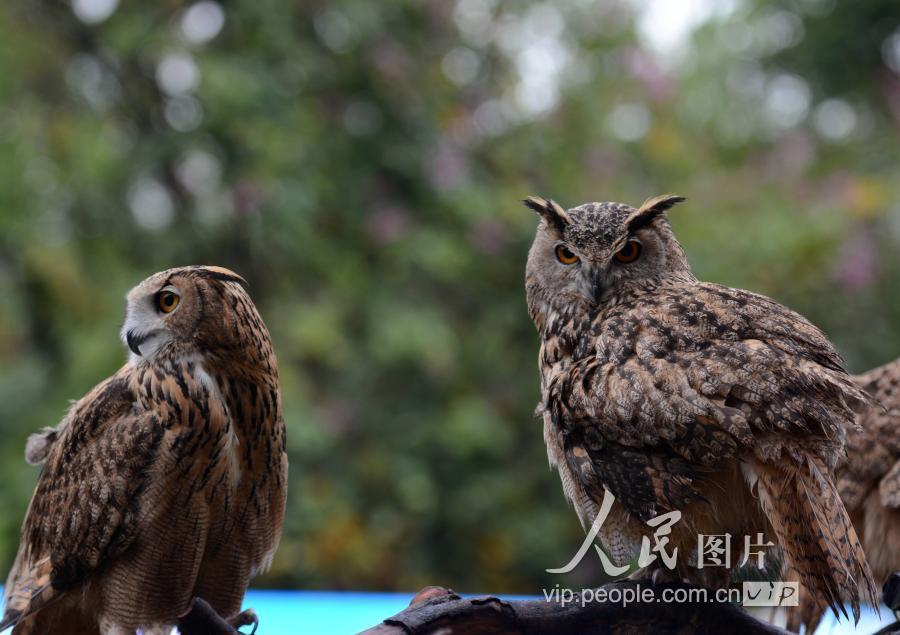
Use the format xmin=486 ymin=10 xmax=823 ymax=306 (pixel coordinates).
xmin=1 ymin=0 xmax=899 ymax=594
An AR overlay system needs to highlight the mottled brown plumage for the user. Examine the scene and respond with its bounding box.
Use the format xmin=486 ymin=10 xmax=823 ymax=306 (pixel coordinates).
xmin=842 ymin=360 xmax=900 ymax=579
xmin=524 ymin=195 xmax=877 ymax=624
xmin=1 ymin=266 xmax=288 ymax=635
xmin=790 ymin=357 xmax=900 ymax=632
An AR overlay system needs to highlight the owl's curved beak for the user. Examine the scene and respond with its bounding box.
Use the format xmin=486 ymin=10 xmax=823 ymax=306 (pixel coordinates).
xmin=126 ymin=329 xmax=144 ymax=356
xmin=579 ymin=267 xmax=604 ymax=304
xmin=121 ymin=320 xmax=169 ymax=360
xmin=590 ymin=275 xmax=603 ymax=303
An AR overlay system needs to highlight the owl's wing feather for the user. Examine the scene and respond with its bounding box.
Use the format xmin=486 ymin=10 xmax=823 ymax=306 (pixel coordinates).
xmin=1 ymin=371 xmax=165 ymax=628
xmin=561 ymin=431 xmax=706 ymax=521
xmin=545 ymin=282 xmax=869 ymax=520
xmin=547 ymin=281 xmax=878 ymax=616
xmin=548 ymin=358 xmax=741 ymax=519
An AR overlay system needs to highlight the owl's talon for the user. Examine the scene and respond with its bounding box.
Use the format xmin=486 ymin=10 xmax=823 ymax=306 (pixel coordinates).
xmin=228 ymin=608 xmax=259 ymax=635
xmin=178 ymin=597 xmax=239 ymax=634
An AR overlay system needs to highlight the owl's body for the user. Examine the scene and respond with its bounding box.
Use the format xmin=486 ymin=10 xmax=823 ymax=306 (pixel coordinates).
xmin=792 ymin=357 xmax=900 ymax=631
xmin=1 ymin=266 xmax=287 ymax=635
xmin=841 ymin=360 xmax=900 ymax=584
xmin=525 ymin=196 xmax=877 ymax=622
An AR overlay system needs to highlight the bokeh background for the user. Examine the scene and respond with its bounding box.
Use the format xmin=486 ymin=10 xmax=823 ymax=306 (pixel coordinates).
xmin=1 ymin=0 xmax=899 ymax=597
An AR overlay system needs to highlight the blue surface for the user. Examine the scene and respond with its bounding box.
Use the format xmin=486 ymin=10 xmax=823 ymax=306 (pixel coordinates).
xmin=240 ymin=592 xmax=893 ymax=634
xmin=1 ymin=588 xmax=893 ymax=634
xmin=0 ymin=588 xmax=411 ymax=634
xmin=243 ymin=593 xmax=889 ymax=635
xmin=240 ymin=590 xmax=410 ymax=634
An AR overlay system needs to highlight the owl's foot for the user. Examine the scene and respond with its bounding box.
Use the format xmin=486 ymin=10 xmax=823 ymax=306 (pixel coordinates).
xmin=227 ymin=608 xmax=259 ymax=635
xmin=178 ymin=597 xmax=241 ymax=634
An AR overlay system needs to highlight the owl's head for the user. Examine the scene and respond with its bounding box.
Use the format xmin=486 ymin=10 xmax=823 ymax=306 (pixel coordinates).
xmin=120 ymin=265 xmax=249 ymax=362
xmin=524 ymin=194 xmax=693 ymax=325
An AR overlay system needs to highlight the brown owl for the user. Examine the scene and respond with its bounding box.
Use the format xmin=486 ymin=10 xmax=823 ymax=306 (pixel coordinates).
xmin=790 ymin=357 xmax=900 ymax=631
xmin=524 ymin=195 xmax=877 ymax=624
xmin=1 ymin=266 xmax=288 ymax=635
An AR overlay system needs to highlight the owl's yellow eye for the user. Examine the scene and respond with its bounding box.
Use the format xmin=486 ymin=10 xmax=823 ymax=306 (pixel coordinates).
xmin=158 ymin=291 xmax=180 ymax=314
xmin=614 ymin=240 xmax=642 ymax=264
xmin=555 ymin=244 xmax=580 ymax=265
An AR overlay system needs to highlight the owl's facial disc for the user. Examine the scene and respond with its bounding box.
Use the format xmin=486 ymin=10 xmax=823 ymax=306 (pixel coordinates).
xmin=550 ymin=240 xmax=605 ymax=305
xmin=121 ymin=284 xmax=181 ymax=360
xmin=565 ymin=236 xmax=647 ymax=304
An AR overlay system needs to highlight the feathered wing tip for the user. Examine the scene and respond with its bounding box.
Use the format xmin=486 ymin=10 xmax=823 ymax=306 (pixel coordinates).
xmin=1 ymin=555 xmax=58 ymax=632
xmin=753 ymin=457 xmax=878 ymax=629
xmin=839 ymin=370 xmax=881 ymax=418
xmin=523 ymin=196 xmax=571 ymax=234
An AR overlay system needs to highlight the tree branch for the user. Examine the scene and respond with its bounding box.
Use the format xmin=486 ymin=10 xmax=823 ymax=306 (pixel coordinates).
xmin=361 ymin=581 xmax=789 ymax=634
xmin=177 ymin=598 xmax=258 ymax=635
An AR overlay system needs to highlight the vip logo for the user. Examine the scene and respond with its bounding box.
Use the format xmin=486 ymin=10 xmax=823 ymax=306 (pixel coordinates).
xmin=742 ymin=581 xmax=800 ymax=607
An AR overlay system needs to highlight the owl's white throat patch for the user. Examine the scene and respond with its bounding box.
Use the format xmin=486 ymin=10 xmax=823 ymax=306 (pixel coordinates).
xmin=142 ymin=332 xmax=169 ymax=358
xmin=121 ymin=304 xmax=173 ymax=363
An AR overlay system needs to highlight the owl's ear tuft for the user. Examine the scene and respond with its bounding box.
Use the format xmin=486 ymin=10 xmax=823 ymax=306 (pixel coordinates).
xmin=192 ymin=266 xmax=248 ymax=286
xmin=626 ymin=194 xmax=686 ymax=234
xmin=523 ymin=196 xmax=571 ymax=235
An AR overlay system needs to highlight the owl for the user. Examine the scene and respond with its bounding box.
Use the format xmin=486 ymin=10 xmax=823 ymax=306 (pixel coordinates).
xmin=790 ymin=357 xmax=900 ymax=631
xmin=1 ymin=266 xmax=287 ymax=635
xmin=524 ymin=195 xmax=877 ymax=623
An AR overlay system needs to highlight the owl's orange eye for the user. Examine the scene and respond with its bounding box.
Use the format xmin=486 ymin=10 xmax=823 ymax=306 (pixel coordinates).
xmin=158 ymin=291 xmax=180 ymax=314
xmin=614 ymin=240 xmax=642 ymax=264
xmin=555 ymin=244 xmax=580 ymax=265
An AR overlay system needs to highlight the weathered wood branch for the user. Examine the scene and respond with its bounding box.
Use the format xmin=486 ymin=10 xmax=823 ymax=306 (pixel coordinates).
xmin=176 ymin=571 xmax=900 ymax=634
xmin=361 ymin=581 xmax=790 ymax=634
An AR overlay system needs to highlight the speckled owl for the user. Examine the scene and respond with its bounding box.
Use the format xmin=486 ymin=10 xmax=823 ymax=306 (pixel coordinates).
xmin=1 ymin=266 xmax=287 ymax=635
xmin=524 ymin=195 xmax=877 ymax=623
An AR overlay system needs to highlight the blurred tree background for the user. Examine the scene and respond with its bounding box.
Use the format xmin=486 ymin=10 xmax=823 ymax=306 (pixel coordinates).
xmin=1 ymin=0 xmax=899 ymax=595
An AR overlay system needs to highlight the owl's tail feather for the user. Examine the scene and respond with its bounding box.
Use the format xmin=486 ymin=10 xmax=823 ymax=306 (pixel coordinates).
xmin=752 ymin=456 xmax=878 ymax=628
xmin=785 ymin=582 xmax=827 ymax=634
